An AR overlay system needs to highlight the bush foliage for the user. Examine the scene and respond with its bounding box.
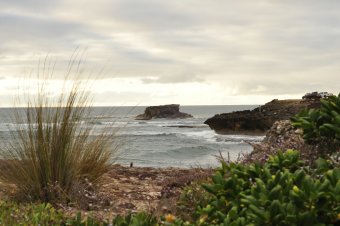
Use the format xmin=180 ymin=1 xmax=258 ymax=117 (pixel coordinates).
xmin=0 ymin=201 xmax=157 ymax=226
xmin=171 ymin=150 xmax=340 ymax=226
xmin=0 ymin=201 xmax=65 ymax=225
xmin=292 ymin=93 xmax=340 ymax=155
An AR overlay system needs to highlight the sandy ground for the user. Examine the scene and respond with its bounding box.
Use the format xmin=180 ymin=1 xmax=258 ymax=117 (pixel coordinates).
xmin=0 ymin=164 xmax=213 ymax=220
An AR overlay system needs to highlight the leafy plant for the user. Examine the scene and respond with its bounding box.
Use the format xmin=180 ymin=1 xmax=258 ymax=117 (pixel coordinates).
xmin=65 ymin=212 xmax=157 ymax=226
xmin=0 ymin=201 xmax=65 ymax=225
xmin=0 ymin=59 xmax=117 ymax=203
xmin=111 ymin=212 xmax=158 ymax=226
xmin=0 ymin=201 xmax=158 ymax=226
xmin=181 ymin=150 xmax=340 ymax=226
xmin=176 ymin=181 xmax=212 ymax=222
xmin=292 ymin=93 xmax=340 ymax=155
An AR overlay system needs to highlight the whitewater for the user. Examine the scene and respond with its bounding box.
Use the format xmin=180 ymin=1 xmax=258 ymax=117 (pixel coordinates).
xmin=0 ymin=105 xmax=264 ymax=168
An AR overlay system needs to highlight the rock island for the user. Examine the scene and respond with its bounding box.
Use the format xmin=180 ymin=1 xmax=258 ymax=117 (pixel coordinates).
xmin=136 ymin=104 xmax=193 ymax=120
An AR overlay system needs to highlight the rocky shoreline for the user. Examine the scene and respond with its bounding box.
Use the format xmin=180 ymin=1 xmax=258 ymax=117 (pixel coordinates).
xmin=204 ymin=98 xmax=320 ymax=134
xmin=0 ymin=95 xmax=333 ymax=221
xmin=70 ymin=120 xmax=317 ymax=218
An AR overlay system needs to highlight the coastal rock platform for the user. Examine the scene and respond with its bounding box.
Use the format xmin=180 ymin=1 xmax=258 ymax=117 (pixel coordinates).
xmin=204 ymin=99 xmax=320 ymax=134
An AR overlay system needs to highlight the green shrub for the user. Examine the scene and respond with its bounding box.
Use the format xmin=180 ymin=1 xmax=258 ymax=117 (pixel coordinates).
xmin=0 ymin=60 xmax=116 ymax=203
xmin=0 ymin=201 xmax=157 ymax=226
xmin=111 ymin=212 xmax=157 ymax=226
xmin=66 ymin=212 xmax=157 ymax=226
xmin=292 ymin=93 xmax=340 ymax=155
xmin=176 ymin=181 xmax=213 ymax=222
xmin=0 ymin=201 xmax=65 ymax=225
xmin=172 ymin=150 xmax=340 ymax=226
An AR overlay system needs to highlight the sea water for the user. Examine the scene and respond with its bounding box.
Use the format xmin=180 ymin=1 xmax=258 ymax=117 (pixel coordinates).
xmin=0 ymin=106 xmax=264 ymax=168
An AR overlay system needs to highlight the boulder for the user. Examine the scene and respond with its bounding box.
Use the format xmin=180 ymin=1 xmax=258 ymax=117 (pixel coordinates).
xmin=135 ymin=104 xmax=192 ymax=120
xmin=204 ymin=99 xmax=320 ymax=134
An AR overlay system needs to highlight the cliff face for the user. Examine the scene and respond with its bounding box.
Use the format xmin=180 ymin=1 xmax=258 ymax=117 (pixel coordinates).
xmin=136 ymin=104 xmax=193 ymax=120
xmin=204 ymin=99 xmax=320 ymax=134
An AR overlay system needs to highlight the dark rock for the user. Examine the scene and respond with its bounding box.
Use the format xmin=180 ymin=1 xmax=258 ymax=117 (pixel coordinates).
xmin=135 ymin=104 xmax=192 ymax=120
xmin=204 ymin=99 xmax=320 ymax=134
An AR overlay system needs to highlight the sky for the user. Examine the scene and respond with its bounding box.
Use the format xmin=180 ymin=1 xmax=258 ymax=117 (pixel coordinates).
xmin=0 ymin=0 xmax=339 ymax=106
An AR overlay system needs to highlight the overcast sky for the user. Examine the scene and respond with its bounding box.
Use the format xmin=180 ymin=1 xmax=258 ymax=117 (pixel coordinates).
xmin=0 ymin=0 xmax=339 ymax=106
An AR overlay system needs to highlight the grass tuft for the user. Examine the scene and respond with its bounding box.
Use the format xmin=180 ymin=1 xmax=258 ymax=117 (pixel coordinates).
xmin=0 ymin=58 xmax=116 ymax=204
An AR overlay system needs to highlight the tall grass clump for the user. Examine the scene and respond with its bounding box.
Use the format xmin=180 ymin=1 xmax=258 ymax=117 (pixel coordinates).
xmin=0 ymin=57 xmax=116 ymax=203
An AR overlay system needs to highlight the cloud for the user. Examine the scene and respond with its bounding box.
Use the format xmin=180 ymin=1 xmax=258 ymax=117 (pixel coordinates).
xmin=0 ymin=0 xmax=57 ymax=14
xmin=141 ymin=73 xmax=204 ymax=84
xmin=0 ymin=0 xmax=340 ymax=105
xmin=0 ymin=12 xmax=93 ymax=50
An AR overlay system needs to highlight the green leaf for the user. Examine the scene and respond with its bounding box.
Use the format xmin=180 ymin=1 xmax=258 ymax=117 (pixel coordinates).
xmin=269 ymin=185 xmax=282 ymax=200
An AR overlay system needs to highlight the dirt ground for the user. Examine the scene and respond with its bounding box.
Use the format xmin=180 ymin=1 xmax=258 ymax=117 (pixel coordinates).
xmin=98 ymin=165 xmax=212 ymax=216
xmin=0 ymin=164 xmax=213 ymax=220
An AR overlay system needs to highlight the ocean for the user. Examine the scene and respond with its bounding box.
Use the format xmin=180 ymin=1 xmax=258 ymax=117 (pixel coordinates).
xmin=0 ymin=105 xmax=264 ymax=168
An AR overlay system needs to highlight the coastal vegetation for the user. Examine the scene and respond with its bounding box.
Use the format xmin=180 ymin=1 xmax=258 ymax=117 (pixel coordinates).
xmin=177 ymin=150 xmax=340 ymax=225
xmin=0 ymin=91 xmax=339 ymax=225
xmin=0 ymin=201 xmax=157 ymax=225
xmin=0 ymin=60 xmax=117 ymax=205
xmin=292 ymin=93 xmax=340 ymax=156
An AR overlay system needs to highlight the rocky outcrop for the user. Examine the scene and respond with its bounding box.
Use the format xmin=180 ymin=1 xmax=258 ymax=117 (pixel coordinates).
xmin=241 ymin=120 xmax=309 ymax=163
xmin=136 ymin=104 xmax=192 ymax=120
xmin=204 ymin=99 xmax=320 ymax=134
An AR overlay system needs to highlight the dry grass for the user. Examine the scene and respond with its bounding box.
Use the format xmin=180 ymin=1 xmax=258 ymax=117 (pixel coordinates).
xmin=0 ymin=58 xmax=117 ymax=204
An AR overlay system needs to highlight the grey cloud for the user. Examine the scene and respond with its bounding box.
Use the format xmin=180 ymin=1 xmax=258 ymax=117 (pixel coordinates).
xmin=93 ymin=91 xmax=153 ymax=105
xmin=110 ymin=48 xmax=176 ymax=65
xmin=0 ymin=13 xmax=88 ymax=44
xmin=0 ymin=0 xmax=340 ymax=104
xmin=141 ymin=73 xmax=204 ymax=84
xmin=111 ymin=0 xmax=196 ymax=29
xmin=234 ymin=73 xmax=340 ymax=96
xmin=0 ymin=0 xmax=57 ymax=13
